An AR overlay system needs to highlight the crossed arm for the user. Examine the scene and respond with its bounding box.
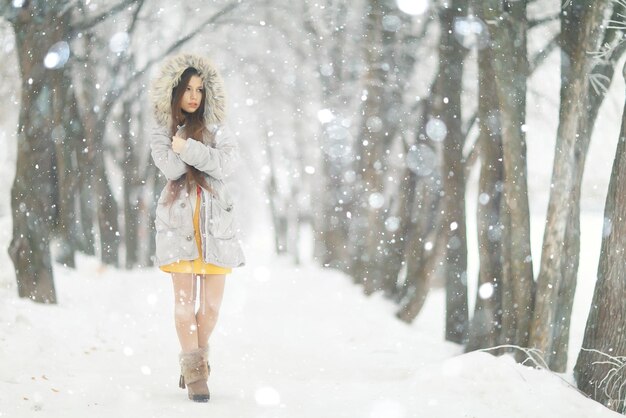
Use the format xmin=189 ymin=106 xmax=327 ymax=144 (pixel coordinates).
xmin=150 ymin=125 xmax=240 ymax=181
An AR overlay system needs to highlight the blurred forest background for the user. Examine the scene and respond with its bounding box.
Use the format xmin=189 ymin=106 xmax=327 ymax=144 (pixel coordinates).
xmin=0 ymin=0 xmax=625 ymax=413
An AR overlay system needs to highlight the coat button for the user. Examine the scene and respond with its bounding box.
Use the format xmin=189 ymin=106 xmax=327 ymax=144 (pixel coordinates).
xmin=186 ymin=235 xmax=193 ymax=241
xmin=180 ymin=202 xmax=186 ymax=208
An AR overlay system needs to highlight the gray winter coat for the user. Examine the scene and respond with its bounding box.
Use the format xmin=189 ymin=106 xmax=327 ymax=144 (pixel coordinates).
xmin=149 ymin=53 xmax=245 ymax=269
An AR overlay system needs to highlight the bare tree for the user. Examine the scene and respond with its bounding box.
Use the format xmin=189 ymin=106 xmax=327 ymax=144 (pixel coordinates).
xmin=395 ymin=162 xmax=443 ymax=322
xmin=436 ymin=0 xmax=469 ymax=344
xmin=1 ymin=0 xmax=241 ymax=301
xmin=530 ymin=0 xmax=610 ymax=372
xmin=481 ymin=0 xmax=535 ymax=357
xmin=350 ymin=0 xmax=391 ymax=294
xmin=395 ymin=3 xmax=467 ymax=328
xmin=300 ymin=0 xmax=362 ymax=272
xmin=356 ymin=0 xmax=427 ymax=297
xmin=1 ymin=0 xmax=144 ymax=302
xmin=466 ymin=31 xmax=504 ymax=352
xmin=574 ymin=66 xmax=626 ymax=412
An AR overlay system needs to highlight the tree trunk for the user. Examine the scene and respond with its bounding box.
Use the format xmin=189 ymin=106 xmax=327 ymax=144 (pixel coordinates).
xmin=434 ymin=0 xmax=469 ymax=344
xmin=121 ymin=100 xmax=140 ymax=269
xmin=314 ymin=144 xmax=351 ymax=270
xmin=466 ymin=40 xmax=504 ymax=352
xmin=72 ymin=34 xmax=120 ymax=267
xmin=574 ymin=85 xmax=626 ymax=414
xmin=382 ymin=163 xmax=417 ymax=299
xmin=287 ymin=85 xmax=308 ymax=265
xmin=6 ymin=5 xmax=73 ymax=303
xmin=395 ymin=0 xmax=467 ymax=330
xmin=530 ymin=1 xmax=609 ymax=372
xmin=67 ymin=87 xmax=93 ymax=256
xmin=92 ymin=117 xmax=121 ymax=266
xmin=395 ymin=172 xmax=442 ymax=322
xmin=351 ymin=0 xmax=390 ymax=295
xmin=362 ymin=0 xmax=413 ymax=297
xmin=53 ymin=76 xmax=82 ymax=268
xmin=552 ymin=2 xmax=623 ymax=372
xmin=74 ymin=121 xmax=96 ymax=257
xmin=263 ymin=125 xmax=287 ymax=254
xmin=303 ymin=1 xmax=354 ymax=272
xmin=146 ymin=162 xmax=160 ymax=267
xmin=483 ymin=0 xmax=534 ymax=359
xmin=384 ymin=166 xmax=417 ymax=300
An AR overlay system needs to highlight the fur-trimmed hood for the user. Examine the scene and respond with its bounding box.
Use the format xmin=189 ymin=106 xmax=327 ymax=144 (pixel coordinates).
xmin=149 ymin=53 xmax=226 ymax=129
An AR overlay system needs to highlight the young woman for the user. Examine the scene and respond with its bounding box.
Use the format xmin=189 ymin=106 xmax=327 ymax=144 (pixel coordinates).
xmin=149 ymin=53 xmax=245 ymax=403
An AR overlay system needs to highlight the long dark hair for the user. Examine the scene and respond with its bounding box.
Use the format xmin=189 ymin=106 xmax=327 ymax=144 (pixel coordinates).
xmin=164 ymin=67 xmax=214 ymax=205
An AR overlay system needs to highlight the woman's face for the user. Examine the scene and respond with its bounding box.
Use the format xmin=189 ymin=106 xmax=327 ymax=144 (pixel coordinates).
xmin=181 ymin=75 xmax=203 ymax=113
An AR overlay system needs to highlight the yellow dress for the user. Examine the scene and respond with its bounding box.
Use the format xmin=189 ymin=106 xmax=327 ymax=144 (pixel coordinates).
xmin=159 ymin=185 xmax=232 ymax=275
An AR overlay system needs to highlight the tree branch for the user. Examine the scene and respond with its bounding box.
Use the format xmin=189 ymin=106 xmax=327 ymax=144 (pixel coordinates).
xmin=528 ymin=32 xmax=560 ymax=74
xmin=57 ymin=0 xmax=82 ymax=20
xmin=126 ymin=0 xmax=145 ymax=34
xmin=585 ymin=4 xmax=626 ymax=102
xmin=528 ymin=13 xmax=559 ymax=29
xmin=70 ymin=0 xmax=140 ymax=36
xmin=211 ymin=18 xmax=269 ymax=27
xmin=104 ymin=0 xmax=241 ymax=113
xmin=101 ymin=0 xmax=146 ymax=97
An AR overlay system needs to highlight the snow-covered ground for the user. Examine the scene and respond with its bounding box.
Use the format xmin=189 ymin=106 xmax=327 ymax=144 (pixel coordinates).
xmin=1 ymin=6 xmax=624 ymax=414
xmin=0 ymin=76 xmax=622 ymax=418
xmin=0 ymin=219 xmax=621 ymax=418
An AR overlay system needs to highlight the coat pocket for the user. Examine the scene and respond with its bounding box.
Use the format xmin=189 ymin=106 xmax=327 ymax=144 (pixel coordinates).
xmin=155 ymin=229 xmax=197 ymax=264
xmin=155 ymin=199 xmax=189 ymax=231
xmin=207 ymin=195 xmax=235 ymax=240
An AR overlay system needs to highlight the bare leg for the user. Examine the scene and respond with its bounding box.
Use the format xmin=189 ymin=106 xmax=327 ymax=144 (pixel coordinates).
xmin=196 ymin=274 xmax=226 ymax=349
xmin=172 ymin=273 xmax=199 ymax=352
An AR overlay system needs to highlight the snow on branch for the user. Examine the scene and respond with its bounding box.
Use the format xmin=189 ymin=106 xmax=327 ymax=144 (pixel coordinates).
xmin=581 ymin=348 xmax=626 ymax=413
xmin=589 ymin=73 xmax=612 ymax=96
xmin=478 ymin=345 xmax=550 ymax=369
xmin=606 ymin=18 xmax=626 ymax=30
xmin=589 ymin=42 xmax=619 ymax=65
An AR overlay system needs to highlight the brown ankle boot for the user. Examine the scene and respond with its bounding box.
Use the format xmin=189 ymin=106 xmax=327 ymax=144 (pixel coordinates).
xmin=178 ymin=347 xmax=210 ymax=402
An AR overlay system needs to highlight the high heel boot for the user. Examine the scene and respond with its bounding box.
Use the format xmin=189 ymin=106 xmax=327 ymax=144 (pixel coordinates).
xmin=178 ymin=347 xmax=210 ymax=402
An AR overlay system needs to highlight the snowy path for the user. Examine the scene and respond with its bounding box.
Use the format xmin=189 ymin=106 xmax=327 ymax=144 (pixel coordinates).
xmin=0 ymin=231 xmax=621 ymax=418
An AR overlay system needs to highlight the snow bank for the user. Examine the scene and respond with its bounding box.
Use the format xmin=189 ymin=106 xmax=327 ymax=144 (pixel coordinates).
xmin=409 ymin=351 xmax=620 ymax=418
xmin=0 ymin=232 xmax=620 ymax=417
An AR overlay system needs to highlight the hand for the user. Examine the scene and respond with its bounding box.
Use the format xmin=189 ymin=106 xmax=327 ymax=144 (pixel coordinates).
xmin=172 ymin=135 xmax=187 ymax=153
